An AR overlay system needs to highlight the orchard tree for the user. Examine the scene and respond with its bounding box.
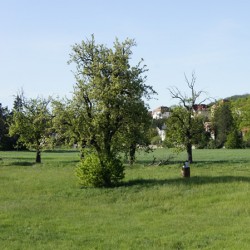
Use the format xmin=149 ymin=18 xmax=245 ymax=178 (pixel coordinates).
xmin=165 ymin=106 xmax=207 ymax=162
xmin=68 ymin=35 xmax=156 ymax=187
xmin=114 ymin=101 xmax=152 ymax=165
xmin=9 ymin=96 xmax=52 ymax=163
xmin=9 ymin=91 xmax=26 ymax=150
xmin=166 ymin=72 xmax=209 ymax=163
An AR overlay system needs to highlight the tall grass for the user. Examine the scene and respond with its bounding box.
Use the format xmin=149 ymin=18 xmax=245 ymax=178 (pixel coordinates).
xmin=0 ymin=149 xmax=250 ymax=249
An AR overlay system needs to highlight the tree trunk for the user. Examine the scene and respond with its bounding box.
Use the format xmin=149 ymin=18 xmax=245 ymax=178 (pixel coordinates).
xmin=186 ymin=143 xmax=193 ymax=163
xmin=129 ymin=143 xmax=136 ymax=165
xmin=80 ymin=140 xmax=87 ymax=159
xmin=36 ymin=150 xmax=41 ymax=163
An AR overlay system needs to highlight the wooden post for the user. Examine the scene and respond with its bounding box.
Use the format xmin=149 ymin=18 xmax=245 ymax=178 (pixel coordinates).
xmin=182 ymin=167 xmax=190 ymax=177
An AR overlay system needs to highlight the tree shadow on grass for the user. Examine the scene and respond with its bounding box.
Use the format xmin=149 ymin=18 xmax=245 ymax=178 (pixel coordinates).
xmin=8 ymin=161 xmax=35 ymax=167
xmin=136 ymin=159 xmax=250 ymax=167
xmin=58 ymin=160 xmax=80 ymax=164
xmin=44 ymin=150 xmax=79 ymax=153
xmin=120 ymin=175 xmax=250 ymax=187
xmin=192 ymin=160 xmax=250 ymax=165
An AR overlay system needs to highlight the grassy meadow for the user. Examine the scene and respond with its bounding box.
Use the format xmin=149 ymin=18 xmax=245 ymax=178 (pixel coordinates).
xmin=0 ymin=148 xmax=250 ymax=249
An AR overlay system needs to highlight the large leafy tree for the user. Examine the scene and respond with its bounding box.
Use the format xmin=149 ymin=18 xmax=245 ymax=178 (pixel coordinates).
xmin=67 ymin=35 xmax=155 ymax=187
xmin=114 ymin=102 xmax=152 ymax=165
xmin=166 ymin=73 xmax=209 ymax=163
xmin=9 ymin=96 xmax=52 ymax=163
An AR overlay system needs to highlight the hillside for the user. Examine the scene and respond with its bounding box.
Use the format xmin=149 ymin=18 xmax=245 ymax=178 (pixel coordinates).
xmin=226 ymin=93 xmax=250 ymax=101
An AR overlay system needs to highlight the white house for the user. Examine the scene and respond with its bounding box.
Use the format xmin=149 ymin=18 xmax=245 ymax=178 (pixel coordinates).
xmin=156 ymin=124 xmax=167 ymax=141
xmin=152 ymin=106 xmax=170 ymax=119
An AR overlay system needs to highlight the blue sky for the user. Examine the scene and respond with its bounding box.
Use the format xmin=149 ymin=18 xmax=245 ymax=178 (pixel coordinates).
xmin=1 ymin=0 xmax=250 ymax=109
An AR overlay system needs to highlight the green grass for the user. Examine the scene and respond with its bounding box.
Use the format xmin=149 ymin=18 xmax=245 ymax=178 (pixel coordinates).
xmin=0 ymin=149 xmax=250 ymax=249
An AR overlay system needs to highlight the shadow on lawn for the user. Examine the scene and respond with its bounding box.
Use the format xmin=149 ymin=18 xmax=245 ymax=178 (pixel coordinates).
xmin=6 ymin=160 xmax=79 ymax=166
xmin=192 ymin=160 xmax=250 ymax=165
xmin=137 ymin=159 xmax=250 ymax=166
xmin=121 ymin=175 xmax=250 ymax=187
xmin=9 ymin=161 xmax=35 ymax=166
xmin=44 ymin=150 xmax=79 ymax=153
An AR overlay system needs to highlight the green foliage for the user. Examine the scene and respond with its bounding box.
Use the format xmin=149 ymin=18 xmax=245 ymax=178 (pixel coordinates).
xmin=167 ymin=72 xmax=209 ymax=162
xmin=113 ymin=103 xmax=153 ymax=163
xmin=206 ymin=139 xmax=218 ymax=149
xmin=67 ymin=35 xmax=155 ymax=151
xmin=165 ymin=107 xmax=188 ymax=148
xmin=194 ymin=131 xmax=211 ymax=149
xmin=51 ymin=99 xmax=79 ymax=147
xmin=227 ymin=93 xmax=250 ymax=101
xmin=150 ymin=118 xmax=167 ymax=147
xmin=165 ymin=107 xmax=207 ymax=150
xmin=0 ymin=103 xmax=15 ymax=150
xmin=151 ymin=135 xmax=162 ymax=146
xmin=75 ymin=151 xmax=124 ymax=187
xmin=59 ymin=35 xmax=156 ymax=186
xmin=152 ymin=118 xmax=167 ymax=130
xmin=149 ymin=127 xmax=159 ymax=139
xmin=13 ymin=91 xmax=24 ymax=112
xmin=225 ymin=129 xmax=243 ymax=149
xmin=9 ymin=96 xmax=52 ymax=162
xmin=212 ymin=101 xmax=234 ymax=148
xmin=230 ymin=96 xmax=250 ymax=144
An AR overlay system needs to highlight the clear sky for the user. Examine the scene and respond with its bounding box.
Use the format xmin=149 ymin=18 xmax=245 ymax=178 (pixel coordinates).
xmin=1 ymin=0 xmax=250 ymax=110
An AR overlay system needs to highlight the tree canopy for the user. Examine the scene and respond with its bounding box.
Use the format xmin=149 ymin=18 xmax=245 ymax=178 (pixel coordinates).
xmin=64 ymin=35 xmax=156 ymax=187
xmin=9 ymin=96 xmax=52 ymax=163
xmin=166 ymin=72 xmax=209 ymax=163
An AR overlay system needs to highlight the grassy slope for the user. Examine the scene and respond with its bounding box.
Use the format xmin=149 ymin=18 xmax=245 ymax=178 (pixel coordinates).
xmin=0 ymin=149 xmax=249 ymax=249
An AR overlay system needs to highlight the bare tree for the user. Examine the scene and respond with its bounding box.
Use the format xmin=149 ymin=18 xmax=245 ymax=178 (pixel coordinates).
xmin=167 ymin=72 xmax=210 ymax=163
xmin=168 ymin=72 xmax=209 ymax=111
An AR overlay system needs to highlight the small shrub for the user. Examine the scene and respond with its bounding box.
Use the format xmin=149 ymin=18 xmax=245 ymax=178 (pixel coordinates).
xmin=75 ymin=152 xmax=124 ymax=187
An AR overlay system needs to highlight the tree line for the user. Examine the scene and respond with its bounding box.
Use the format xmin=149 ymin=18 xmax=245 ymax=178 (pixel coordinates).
xmin=1 ymin=35 xmax=250 ymax=187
